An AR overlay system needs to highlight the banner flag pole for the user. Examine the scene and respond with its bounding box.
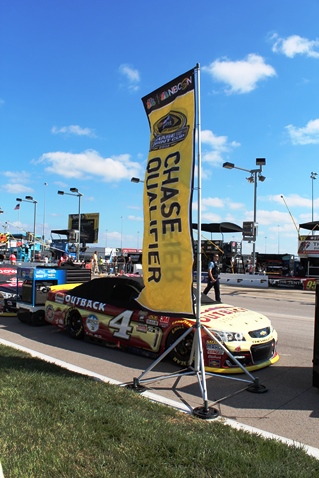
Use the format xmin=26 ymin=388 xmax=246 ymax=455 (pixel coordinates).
xmin=126 ymin=65 xmax=266 ymax=417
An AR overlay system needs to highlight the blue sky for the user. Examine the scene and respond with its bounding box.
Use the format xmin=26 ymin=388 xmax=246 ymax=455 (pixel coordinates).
xmin=1 ymin=1 xmax=319 ymax=256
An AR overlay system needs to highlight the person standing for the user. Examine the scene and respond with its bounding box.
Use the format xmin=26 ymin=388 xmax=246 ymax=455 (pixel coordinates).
xmin=9 ymin=252 xmax=16 ymax=265
xmin=203 ymin=253 xmax=221 ymax=302
xmin=92 ymin=251 xmax=99 ymax=274
xmin=126 ymin=256 xmax=133 ymax=274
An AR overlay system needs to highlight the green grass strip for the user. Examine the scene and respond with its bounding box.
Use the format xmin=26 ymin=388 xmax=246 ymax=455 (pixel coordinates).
xmin=0 ymin=344 xmax=318 ymax=477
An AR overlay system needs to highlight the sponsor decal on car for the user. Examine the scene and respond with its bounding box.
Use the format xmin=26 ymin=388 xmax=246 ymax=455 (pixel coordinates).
xmin=207 ymin=355 xmax=222 ymax=361
xmin=138 ymin=311 xmax=148 ymax=322
xmin=45 ymin=304 xmax=55 ymax=322
xmin=206 ymin=343 xmax=224 ymax=355
xmin=208 ymin=359 xmax=221 ymax=367
xmin=55 ymin=293 xmax=65 ymax=304
xmin=64 ymin=294 xmax=106 ymax=312
xmin=146 ymin=318 xmax=158 ymax=326
xmin=202 ymin=306 xmax=248 ymax=321
xmin=159 ymin=316 xmax=170 ymax=327
xmin=86 ymin=314 xmax=99 ymax=333
xmin=136 ymin=324 xmax=148 ymax=333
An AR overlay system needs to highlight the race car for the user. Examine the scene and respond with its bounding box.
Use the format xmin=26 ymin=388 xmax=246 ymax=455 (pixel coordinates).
xmin=0 ymin=284 xmax=20 ymax=316
xmin=44 ymin=276 xmax=279 ymax=374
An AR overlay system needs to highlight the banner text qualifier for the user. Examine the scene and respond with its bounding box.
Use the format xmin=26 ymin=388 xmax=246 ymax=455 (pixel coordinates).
xmin=145 ymin=152 xmax=182 ymax=283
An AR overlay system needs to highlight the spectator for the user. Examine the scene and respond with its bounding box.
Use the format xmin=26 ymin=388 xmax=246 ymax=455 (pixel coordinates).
xmin=126 ymin=256 xmax=133 ymax=274
xmin=58 ymin=254 xmax=68 ymax=266
xmin=9 ymin=252 xmax=16 ymax=265
xmin=92 ymin=251 xmax=99 ymax=274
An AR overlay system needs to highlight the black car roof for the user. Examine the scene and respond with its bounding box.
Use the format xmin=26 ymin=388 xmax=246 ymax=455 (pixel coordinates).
xmin=65 ymin=276 xmax=144 ymax=306
xmin=64 ymin=275 xmax=216 ymax=311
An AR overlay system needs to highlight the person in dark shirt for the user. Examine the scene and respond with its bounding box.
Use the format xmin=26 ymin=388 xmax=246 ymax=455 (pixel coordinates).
xmin=203 ymin=253 xmax=221 ymax=302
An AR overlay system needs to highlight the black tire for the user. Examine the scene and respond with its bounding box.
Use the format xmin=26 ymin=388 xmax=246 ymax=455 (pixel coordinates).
xmin=65 ymin=308 xmax=84 ymax=339
xmin=30 ymin=310 xmax=46 ymax=326
xmin=166 ymin=326 xmax=194 ymax=367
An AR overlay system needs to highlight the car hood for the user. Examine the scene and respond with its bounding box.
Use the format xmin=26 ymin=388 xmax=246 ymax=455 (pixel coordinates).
xmin=199 ymin=303 xmax=271 ymax=332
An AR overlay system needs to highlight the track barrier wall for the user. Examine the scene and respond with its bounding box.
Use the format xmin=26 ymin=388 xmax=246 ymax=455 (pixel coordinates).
xmin=194 ymin=272 xmax=269 ymax=288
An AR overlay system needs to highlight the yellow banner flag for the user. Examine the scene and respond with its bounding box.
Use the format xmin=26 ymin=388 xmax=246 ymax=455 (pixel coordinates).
xmin=137 ymin=69 xmax=195 ymax=316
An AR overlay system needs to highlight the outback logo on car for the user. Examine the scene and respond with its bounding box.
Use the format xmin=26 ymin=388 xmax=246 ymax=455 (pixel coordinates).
xmin=64 ymin=294 xmax=106 ymax=312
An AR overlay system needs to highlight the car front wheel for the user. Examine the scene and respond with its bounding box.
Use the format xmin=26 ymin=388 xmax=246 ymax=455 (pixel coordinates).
xmin=166 ymin=326 xmax=194 ymax=367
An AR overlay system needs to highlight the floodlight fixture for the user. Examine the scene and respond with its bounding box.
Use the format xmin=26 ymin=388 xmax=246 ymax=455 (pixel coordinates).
xmin=222 ymin=162 xmax=235 ymax=170
xmin=57 ymin=187 xmax=83 ymax=260
xmin=222 ymin=157 xmax=267 ymax=273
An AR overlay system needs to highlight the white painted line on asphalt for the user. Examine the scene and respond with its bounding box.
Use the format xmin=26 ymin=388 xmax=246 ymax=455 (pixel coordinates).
xmin=1 ymin=337 xmax=319 ymax=460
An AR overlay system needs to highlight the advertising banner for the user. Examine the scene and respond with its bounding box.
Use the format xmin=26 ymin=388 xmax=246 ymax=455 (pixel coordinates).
xmin=137 ymin=69 xmax=195 ymax=316
xmin=298 ymin=235 xmax=319 ymax=257
xmin=68 ymin=213 xmax=100 ymax=243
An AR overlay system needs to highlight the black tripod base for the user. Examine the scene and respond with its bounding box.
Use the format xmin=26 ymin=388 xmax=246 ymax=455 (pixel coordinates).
xmin=246 ymin=378 xmax=268 ymax=394
xmin=192 ymin=406 xmax=219 ymax=420
xmin=125 ymin=377 xmax=146 ymax=393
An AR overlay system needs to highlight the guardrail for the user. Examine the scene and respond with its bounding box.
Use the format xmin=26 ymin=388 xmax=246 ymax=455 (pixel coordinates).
xmin=194 ymin=272 xmax=269 ymax=288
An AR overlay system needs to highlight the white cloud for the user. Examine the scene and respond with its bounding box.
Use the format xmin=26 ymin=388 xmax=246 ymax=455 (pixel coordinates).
xmin=127 ymin=215 xmax=143 ymax=221
xmin=270 ymin=193 xmax=313 ymax=208
xmin=35 ymin=149 xmax=144 ymax=183
xmin=201 ymin=129 xmax=240 ymax=166
xmin=200 ymin=212 xmax=223 ymax=223
xmin=271 ymin=34 xmax=319 ymax=58
xmin=119 ymin=64 xmax=141 ymax=92
xmin=203 ymin=54 xmax=276 ymax=94
xmin=51 ymin=125 xmax=96 ymax=137
xmin=202 ymin=197 xmax=225 ymax=209
xmin=255 ymin=209 xmax=294 ymax=226
xmin=2 ymin=183 xmax=33 ymax=194
xmin=285 ymin=118 xmax=319 ymax=145
xmin=1 ymin=171 xmax=34 ymax=194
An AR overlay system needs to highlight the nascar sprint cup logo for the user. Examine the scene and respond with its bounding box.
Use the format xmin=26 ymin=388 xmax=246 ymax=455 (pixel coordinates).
xmin=150 ymin=111 xmax=189 ymax=150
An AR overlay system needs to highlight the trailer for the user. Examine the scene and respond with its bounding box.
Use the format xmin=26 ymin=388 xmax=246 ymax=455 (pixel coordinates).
xmin=16 ymin=264 xmax=91 ymax=325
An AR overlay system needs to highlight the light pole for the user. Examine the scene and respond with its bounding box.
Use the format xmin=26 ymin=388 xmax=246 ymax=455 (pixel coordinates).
xmin=310 ymin=172 xmax=317 ymax=222
xmin=120 ymin=216 xmax=123 ymax=250
xmin=131 ymin=177 xmax=144 ymax=251
xmin=43 ymin=182 xmax=48 ymax=249
xmin=16 ymin=196 xmax=38 ymax=261
xmin=57 ymin=188 xmax=83 ymax=261
xmin=223 ymin=158 xmax=266 ymax=273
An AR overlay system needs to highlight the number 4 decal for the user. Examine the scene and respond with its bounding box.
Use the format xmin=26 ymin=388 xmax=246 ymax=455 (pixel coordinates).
xmin=109 ymin=310 xmax=134 ymax=340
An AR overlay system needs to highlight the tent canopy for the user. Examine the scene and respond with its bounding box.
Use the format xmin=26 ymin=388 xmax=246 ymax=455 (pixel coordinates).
xmin=299 ymin=221 xmax=319 ymax=231
xmin=192 ymin=222 xmax=243 ymax=233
